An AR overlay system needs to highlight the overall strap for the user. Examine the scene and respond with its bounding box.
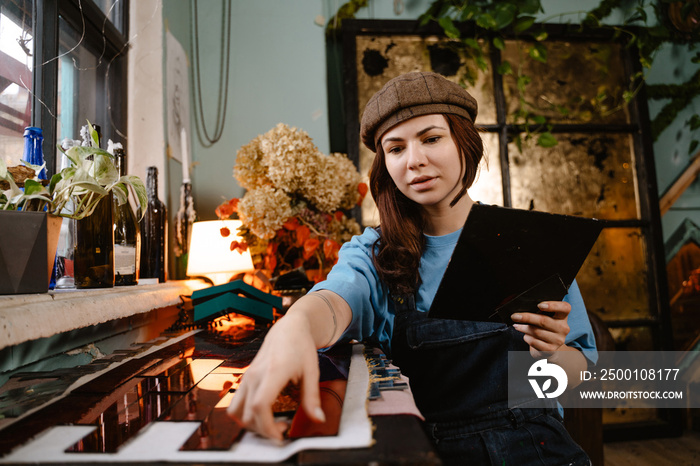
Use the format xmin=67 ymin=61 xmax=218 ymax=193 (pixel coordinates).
xmin=391 ymin=293 xmax=417 ymax=315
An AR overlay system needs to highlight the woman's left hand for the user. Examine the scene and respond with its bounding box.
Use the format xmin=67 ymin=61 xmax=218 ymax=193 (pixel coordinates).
xmin=511 ymin=301 xmax=571 ymax=359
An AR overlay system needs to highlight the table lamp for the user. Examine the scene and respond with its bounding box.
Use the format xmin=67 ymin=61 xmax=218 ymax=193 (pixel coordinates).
xmin=186 ymin=220 xmax=254 ymax=286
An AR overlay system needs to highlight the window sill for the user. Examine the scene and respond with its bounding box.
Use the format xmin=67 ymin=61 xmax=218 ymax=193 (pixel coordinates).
xmin=0 ymin=280 xmax=209 ymax=351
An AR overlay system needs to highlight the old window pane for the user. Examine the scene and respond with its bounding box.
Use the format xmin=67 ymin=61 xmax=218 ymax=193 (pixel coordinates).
xmin=578 ymin=227 xmax=651 ymax=322
xmin=508 ymin=133 xmax=639 ymax=220
xmin=0 ymin=4 xmax=32 ymax=167
xmin=469 ymin=132 xmax=503 ymax=206
xmin=502 ymin=40 xmax=631 ymax=125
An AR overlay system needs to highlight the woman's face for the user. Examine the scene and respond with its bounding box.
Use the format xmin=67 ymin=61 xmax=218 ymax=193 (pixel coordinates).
xmin=380 ymin=114 xmax=464 ymax=211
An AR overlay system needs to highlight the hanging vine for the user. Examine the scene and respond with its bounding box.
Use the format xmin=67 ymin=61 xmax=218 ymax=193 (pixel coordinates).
xmin=328 ymin=0 xmax=700 ymax=151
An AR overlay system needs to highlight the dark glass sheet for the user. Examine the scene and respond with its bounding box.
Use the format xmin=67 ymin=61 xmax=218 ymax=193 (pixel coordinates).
xmin=67 ymin=391 xmax=177 ymax=453
xmin=179 ymin=401 xmax=244 ymax=451
xmin=429 ymin=203 xmax=602 ymax=321
xmin=164 ymin=373 xmax=242 ymax=422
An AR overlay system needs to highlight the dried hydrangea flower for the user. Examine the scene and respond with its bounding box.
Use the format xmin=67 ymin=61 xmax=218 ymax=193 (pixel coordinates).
xmin=304 ymin=153 xmax=361 ymax=212
xmin=238 ymin=185 xmax=295 ymax=239
xmin=234 ymin=134 xmax=271 ymax=190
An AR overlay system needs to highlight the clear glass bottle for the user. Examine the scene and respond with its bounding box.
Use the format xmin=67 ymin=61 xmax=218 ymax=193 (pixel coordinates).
xmin=74 ymin=125 xmax=115 ymax=288
xmin=112 ymin=147 xmax=141 ymax=286
xmin=52 ymin=139 xmax=78 ymax=290
xmin=138 ymin=166 xmax=167 ymax=283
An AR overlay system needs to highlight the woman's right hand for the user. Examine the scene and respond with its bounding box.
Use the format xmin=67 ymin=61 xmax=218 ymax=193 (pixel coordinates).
xmin=226 ymin=291 xmax=351 ymax=440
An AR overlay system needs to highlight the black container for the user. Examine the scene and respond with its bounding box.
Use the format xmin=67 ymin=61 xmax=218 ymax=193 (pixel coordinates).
xmin=138 ymin=166 xmax=167 ymax=283
xmin=74 ymin=125 xmax=115 ymax=289
xmin=74 ymin=192 xmax=115 ymax=288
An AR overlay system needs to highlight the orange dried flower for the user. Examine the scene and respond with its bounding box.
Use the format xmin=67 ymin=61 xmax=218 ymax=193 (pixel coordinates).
xmin=303 ymin=238 xmax=320 ymax=260
xmin=295 ymin=225 xmax=310 ymax=247
xmin=323 ymin=239 xmax=340 ymax=261
xmin=215 ymin=198 xmax=239 ymax=219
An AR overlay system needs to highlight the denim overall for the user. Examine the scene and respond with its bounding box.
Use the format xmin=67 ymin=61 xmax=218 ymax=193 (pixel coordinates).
xmin=390 ymin=294 xmax=590 ymax=466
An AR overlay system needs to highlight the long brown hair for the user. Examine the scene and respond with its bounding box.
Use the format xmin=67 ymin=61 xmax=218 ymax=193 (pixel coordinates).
xmin=369 ymin=113 xmax=484 ymax=296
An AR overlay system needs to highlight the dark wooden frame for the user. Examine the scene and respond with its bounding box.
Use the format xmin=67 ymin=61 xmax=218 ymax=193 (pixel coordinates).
xmin=29 ymin=0 xmax=129 ymax=177
xmin=336 ymin=18 xmax=681 ymax=442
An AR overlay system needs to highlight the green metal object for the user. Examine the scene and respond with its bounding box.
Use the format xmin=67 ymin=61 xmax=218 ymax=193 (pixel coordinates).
xmin=191 ymin=279 xmax=282 ymax=323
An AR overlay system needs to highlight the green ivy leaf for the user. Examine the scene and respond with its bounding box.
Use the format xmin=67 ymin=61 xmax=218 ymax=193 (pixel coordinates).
xmin=689 ymin=115 xmax=700 ymax=130
xmin=557 ymin=105 xmax=570 ymax=116
xmin=533 ymin=30 xmax=548 ymax=41
xmin=584 ymin=13 xmax=601 ymax=28
xmin=122 ymin=174 xmax=148 ymax=215
xmin=438 ymin=16 xmax=461 ymax=39
xmin=515 ymin=134 xmax=523 ymax=153
xmin=112 ymin=183 xmax=129 ymax=206
xmin=23 ymin=179 xmax=45 ymax=196
xmin=459 ymin=5 xmax=480 ymax=22
xmin=492 ymin=36 xmax=505 ymax=50
xmin=632 ymin=6 xmax=647 ymax=23
xmin=48 ymin=172 xmax=62 ymax=194
xmin=86 ymin=120 xmax=100 ymax=148
xmin=476 ymin=12 xmax=498 ymax=30
xmin=518 ymin=0 xmax=543 ymax=15
xmin=492 ymin=3 xmax=517 ymax=30
xmin=463 ymin=37 xmax=481 ymax=51
xmin=497 ymin=60 xmax=513 ymax=75
xmin=517 ymin=74 xmax=531 ymax=93
xmin=513 ymin=15 xmax=535 ymax=33
xmin=529 ymin=42 xmax=547 ymax=63
xmin=689 ymin=139 xmax=699 ymax=155
xmin=537 ymin=132 xmax=558 ymax=148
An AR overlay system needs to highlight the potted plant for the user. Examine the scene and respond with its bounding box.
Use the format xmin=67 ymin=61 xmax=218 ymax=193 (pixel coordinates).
xmin=0 ymin=122 xmax=147 ymax=294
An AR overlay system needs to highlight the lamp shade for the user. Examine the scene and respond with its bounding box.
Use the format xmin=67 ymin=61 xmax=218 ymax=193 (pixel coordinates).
xmin=186 ymin=220 xmax=254 ymax=285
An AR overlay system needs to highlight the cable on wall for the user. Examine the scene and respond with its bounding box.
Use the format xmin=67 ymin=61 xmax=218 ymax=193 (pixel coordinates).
xmin=190 ymin=0 xmax=232 ymax=148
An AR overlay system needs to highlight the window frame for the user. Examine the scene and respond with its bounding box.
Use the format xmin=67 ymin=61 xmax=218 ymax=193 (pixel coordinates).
xmin=31 ymin=0 xmax=129 ymax=177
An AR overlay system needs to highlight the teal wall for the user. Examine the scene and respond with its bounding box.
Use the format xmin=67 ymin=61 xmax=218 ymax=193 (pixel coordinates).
xmin=649 ymin=41 xmax=700 ymax=243
xmin=163 ymin=0 xmax=700 ymax=248
xmin=164 ymin=0 xmax=330 ymax=220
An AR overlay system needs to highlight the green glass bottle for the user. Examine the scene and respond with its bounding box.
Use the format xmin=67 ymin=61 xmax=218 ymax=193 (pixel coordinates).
xmin=113 ymin=147 xmax=141 ymax=286
xmin=138 ymin=166 xmax=168 ymax=283
xmin=74 ymin=125 xmax=115 ymax=288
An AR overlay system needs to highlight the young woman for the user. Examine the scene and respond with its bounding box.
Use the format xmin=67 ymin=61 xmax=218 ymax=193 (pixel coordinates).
xmin=227 ymin=71 xmax=597 ymax=465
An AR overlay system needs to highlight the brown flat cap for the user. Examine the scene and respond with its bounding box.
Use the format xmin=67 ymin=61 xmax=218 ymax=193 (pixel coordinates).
xmin=360 ymin=71 xmax=478 ymax=152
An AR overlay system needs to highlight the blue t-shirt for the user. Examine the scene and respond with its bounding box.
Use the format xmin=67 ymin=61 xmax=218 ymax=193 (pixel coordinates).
xmin=312 ymin=227 xmax=598 ymax=364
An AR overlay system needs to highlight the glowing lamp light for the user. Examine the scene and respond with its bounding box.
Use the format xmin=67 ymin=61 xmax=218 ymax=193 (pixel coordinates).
xmin=186 ymin=220 xmax=254 ymax=286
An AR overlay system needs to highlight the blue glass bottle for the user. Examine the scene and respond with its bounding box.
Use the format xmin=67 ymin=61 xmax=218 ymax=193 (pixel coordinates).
xmin=23 ymin=126 xmax=47 ymax=180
